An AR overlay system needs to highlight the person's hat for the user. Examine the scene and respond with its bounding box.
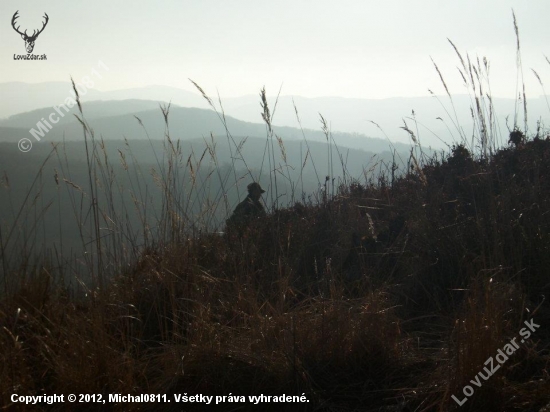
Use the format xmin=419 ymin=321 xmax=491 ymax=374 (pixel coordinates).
xmin=247 ymin=182 xmax=265 ymax=193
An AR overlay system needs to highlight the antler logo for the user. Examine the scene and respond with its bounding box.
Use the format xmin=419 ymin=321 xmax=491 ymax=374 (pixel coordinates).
xmin=11 ymin=11 xmax=49 ymax=54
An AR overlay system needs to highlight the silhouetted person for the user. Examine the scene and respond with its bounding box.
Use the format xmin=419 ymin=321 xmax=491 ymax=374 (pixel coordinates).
xmin=226 ymin=182 xmax=266 ymax=231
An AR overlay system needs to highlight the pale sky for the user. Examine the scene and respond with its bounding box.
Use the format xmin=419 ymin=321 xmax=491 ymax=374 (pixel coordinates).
xmin=1 ymin=1 xmax=549 ymax=99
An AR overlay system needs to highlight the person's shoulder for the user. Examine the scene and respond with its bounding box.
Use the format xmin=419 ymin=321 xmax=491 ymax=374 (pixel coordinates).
xmin=234 ymin=197 xmax=250 ymax=210
xmin=254 ymin=200 xmax=266 ymax=214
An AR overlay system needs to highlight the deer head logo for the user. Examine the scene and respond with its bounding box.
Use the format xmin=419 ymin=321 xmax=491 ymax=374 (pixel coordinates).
xmin=11 ymin=11 xmax=49 ymax=54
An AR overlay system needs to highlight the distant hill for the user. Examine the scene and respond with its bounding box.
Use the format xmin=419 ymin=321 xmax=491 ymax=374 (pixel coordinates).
xmin=0 ymin=101 xmax=413 ymax=154
xmin=0 ymin=99 xmax=164 ymax=128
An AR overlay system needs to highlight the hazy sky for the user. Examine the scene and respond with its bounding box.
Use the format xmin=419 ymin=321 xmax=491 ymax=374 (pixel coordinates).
xmin=1 ymin=1 xmax=549 ymax=99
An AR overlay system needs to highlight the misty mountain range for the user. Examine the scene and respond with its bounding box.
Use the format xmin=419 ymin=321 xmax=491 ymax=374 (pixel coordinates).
xmin=2 ymin=81 xmax=548 ymax=150
xmin=0 ymin=85 xmax=413 ymax=155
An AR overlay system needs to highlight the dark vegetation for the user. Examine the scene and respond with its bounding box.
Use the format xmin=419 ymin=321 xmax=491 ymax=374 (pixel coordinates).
xmin=1 ymin=14 xmax=550 ymax=411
